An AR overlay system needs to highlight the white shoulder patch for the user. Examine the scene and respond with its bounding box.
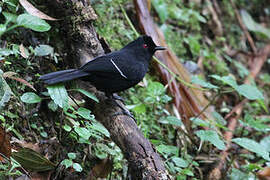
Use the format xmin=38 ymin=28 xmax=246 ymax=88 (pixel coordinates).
xmin=110 ymin=59 xmax=128 ymax=79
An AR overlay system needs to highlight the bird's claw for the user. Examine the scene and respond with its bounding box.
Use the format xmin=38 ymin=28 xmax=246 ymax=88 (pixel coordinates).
xmin=111 ymin=111 xmax=136 ymax=122
xmin=111 ymin=94 xmax=125 ymax=103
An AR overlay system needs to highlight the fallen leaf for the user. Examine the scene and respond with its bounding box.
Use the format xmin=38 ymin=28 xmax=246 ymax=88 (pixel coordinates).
xmin=3 ymin=71 xmax=17 ymax=78
xmin=12 ymin=138 xmax=41 ymax=153
xmin=12 ymin=148 xmax=56 ymax=172
xmin=3 ymin=72 xmax=36 ymax=91
xmin=257 ymin=166 xmax=270 ymax=180
xmin=20 ymin=44 xmax=29 ymax=58
xmin=0 ymin=126 xmax=11 ymax=161
xmin=19 ymin=0 xmax=58 ymax=21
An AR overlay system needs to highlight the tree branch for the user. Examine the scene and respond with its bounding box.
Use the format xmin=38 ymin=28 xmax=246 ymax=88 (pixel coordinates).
xmin=46 ymin=0 xmax=169 ymax=179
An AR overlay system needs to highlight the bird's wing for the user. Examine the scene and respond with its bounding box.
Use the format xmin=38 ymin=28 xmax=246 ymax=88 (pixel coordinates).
xmin=79 ymin=55 xmax=130 ymax=79
xmin=109 ymin=59 xmax=128 ymax=79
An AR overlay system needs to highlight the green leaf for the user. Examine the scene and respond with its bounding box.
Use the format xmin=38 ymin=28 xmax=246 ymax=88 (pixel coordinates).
xmin=147 ymin=82 xmax=165 ymax=97
xmin=0 ymin=70 xmax=12 ymax=110
xmin=156 ymin=145 xmax=179 ymax=158
xmin=191 ymin=75 xmax=218 ymax=89
xmin=260 ymin=136 xmax=270 ymax=152
xmin=47 ymin=84 xmax=68 ymax=108
xmin=190 ymin=117 xmax=210 ymax=127
xmin=94 ymin=143 xmax=110 ymax=159
xmin=61 ymin=159 xmax=73 ymax=168
xmin=12 ymin=148 xmax=56 ymax=172
xmin=48 ymin=100 xmax=58 ymax=111
xmin=182 ymin=169 xmax=194 ymax=176
xmin=40 ymin=131 xmax=47 ymax=138
xmin=184 ymin=36 xmax=201 ymax=55
xmin=241 ymin=10 xmax=270 ymax=39
xmin=159 ymin=116 xmax=182 ymax=126
xmin=2 ymin=12 xmax=17 ymax=23
xmin=73 ymin=163 xmax=82 ymax=172
xmin=63 ymin=124 xmax=72 ymax=132
xmin=17 ymin=14 xmax=51 ymax=32
xmin=77 ymin=107 xmax=92 ymax=120
xmin=72 ymin=88 xmax=99 ymax=102
xmin=235 ymin=84 xmax=264 ymax=100
xmin=129 ymin=103 xmax=146 ymax=114
xmin=233 ymin=61 xmax=249 ymax=78
xmin=232 ymin=138 xmax=270 ymax=161
xmin=210 ymin=75 xmax=238 ymax=88
xmin=34 ymin=45 xmax=54 ymax=56
xmin=0 ymin=24 xmax=7 ymax=36
xmin=172 ymin=157 xmax=189 ymax=168
xmin=152 ymin=0 xmax=168 ymax=23
xmin=68 ymin=153 xmax=76 ymax=160
xmin=74 ymin=127 xmax=91 ymax=140
xmin=211 ymin=75 xmax=264 ymax=100
xmin=90 ymin=121 xmax=110 ymax=137
xmin=241 ymin=114 xmax=270 ymax=132
xmin=229 ymin=168 xmax=254 ymax=180
xmin=0 ymin=48 xmax=14 ymax=57
xmin=195 ymin=130 xmax=226 ymax=150
xmin=212 ymin=111 xmax=226 ymax=126
xmin=257 ymin=99 xmax=268 ymax=113
xmin=20 ymin=92 xmax=41 ymax=104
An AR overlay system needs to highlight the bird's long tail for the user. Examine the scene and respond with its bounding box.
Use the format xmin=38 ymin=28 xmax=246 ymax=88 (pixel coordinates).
xmin=39 ymin=69 xmax=89 ymax=85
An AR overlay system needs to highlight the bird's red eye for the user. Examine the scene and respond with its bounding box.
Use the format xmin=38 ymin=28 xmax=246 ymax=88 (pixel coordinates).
xmin=143 ymin=44 xmax=148 ymax=48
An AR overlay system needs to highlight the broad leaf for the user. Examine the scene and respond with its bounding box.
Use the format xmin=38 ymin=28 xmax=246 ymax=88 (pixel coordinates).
xmin=235 ymin=84 xmax=264 ymax=100
xmin=172 ymin=157 xmax=189 ymax=168
xmin=47 ymin=84 xmax=68 ymax=108
xmin=195 ymin=130 xmax=225 ymax=150
xmin=73 ymin=163 xmax=82 ymax=172
xmin=17 ymin=14 xmax=51 ymax=32
xmin=156 ymin=145 xmax=179 ymax=158
xmin=61 ymin=159 xmax=73 ymax=168
xmin=147 ymin=82 xmax=165 ymax=96
xmin=90 ymin=121 xmax=110 ymax=138
xmin=74 ymin=127 xmax=91 ymax=140
xmin=152 ymin=0 xmax=168 ymax=23
xmin=210 ymin=75 xmax=238 ymax=89
xmin=34 ymin=45 xmax=54 ymax=56
xmin=72 ymin=88 xmax=99 ymax=102
xmin=159 ymin=116 xmax=182 ymax=126
xmin=190 ymin=117 xmax=210 ymax=127
xmin=241 ymin=114 xmax=270 ymax=132
xmin=260 ymin=136 xmax=270 ymax=152
xmin=77 ymin=107 xmax=92 ymax=120
xmin=232 ymin=138 xmax=270 ymax=161
xmin=20 ymin=92 xmax=41 ymax=103
xmin=12 ymin=148 xmax=56 ymax=172
xmin=191 ymin=75 xmax=218 ymax=89
xmin=241 ymin=10 xmax=270 ymax=39
xmin=67 ymin=153 xmax=76 ymax=160
xmin=2 ymin=12 xmax=17 ymax=23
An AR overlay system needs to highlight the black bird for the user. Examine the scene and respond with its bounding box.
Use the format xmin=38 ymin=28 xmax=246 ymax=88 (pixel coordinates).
xmin=40 ymin=35 xmax=166 ymax=96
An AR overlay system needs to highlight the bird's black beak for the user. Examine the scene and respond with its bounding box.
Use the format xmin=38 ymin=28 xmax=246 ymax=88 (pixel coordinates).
xmin=154 ymin=46 xmax=166 ymax=51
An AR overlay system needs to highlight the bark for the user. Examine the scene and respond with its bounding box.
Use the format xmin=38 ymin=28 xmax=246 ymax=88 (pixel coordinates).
xmin=45 ymin=1 xmax=170 ymax=179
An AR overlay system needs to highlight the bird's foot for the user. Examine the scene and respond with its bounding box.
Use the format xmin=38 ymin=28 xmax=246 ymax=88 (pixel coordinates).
xmin=111 ymin=110 xmax=136 ymax=122
xmin=107 ymin=98 xmax=136 ymax=122
xmin=107 ymin=93 xmax=125 ymax=103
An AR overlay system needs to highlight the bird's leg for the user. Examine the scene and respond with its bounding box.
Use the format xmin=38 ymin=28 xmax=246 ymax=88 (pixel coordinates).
xmin=111 ymin=100 xmax=135 ymax=121
xmin=111 ymin=93 xmax=125 ymax=103
xmin=105 ymin=93 xmax=136 ymax=122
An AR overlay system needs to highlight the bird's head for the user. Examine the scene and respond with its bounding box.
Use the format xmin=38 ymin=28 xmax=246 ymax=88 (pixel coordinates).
xmin=142 ymin=35 xmax=166 ymax=54
xmin=123 ymin=35 xmax=166 ymax=60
